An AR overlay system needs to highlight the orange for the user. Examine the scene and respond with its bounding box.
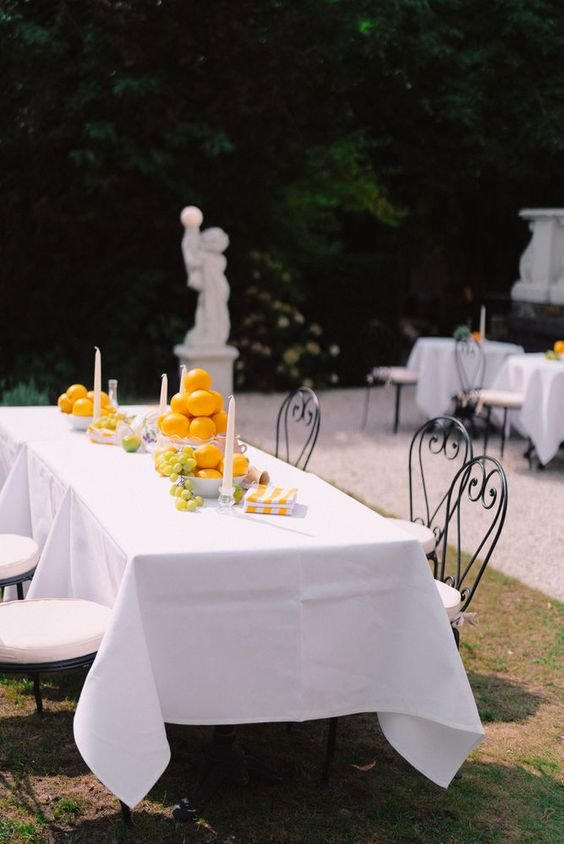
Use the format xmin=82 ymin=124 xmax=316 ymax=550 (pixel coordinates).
xmin=219 ymin=453 xmax=249 ymax=478
xmin=86 ymin=390 xmax=111 ymax=406
xmin=66 ymin=384 xmax=88 ymax=403
xmin=183 ymin=368 xmax=212 ymax=393
xmin=211 ymin=410 xmax=228 ymax=434
xmin=72 ymin=397 xmax=94 ymax=417
xmin=196 ymin=468 xmax=221 ymax=479
xmin=57 ymin=393 xmax=73 ymax=413
xmin=186 ymin=389 xmax=216 ymax=417
xmin=194 ymin=443 xmax=223 ymax=469
xmin=159 ymin=412 xmax=190 ymax=438
xmin=170 ymin=392 xmax=190 ymax=415
xmin=209 ymin=390 xmax=224 ymax=413
xmin=189 ymin=416 xmax=216 ymax=440
xmin=553 ymin=340 xmax=564 ymax=355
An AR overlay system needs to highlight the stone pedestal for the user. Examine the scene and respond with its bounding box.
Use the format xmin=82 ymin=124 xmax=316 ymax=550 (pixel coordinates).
xmin=174 ymin=343 xmax=239 ymax=397
xmin=511 ymin=209 xmax=564 ymax=305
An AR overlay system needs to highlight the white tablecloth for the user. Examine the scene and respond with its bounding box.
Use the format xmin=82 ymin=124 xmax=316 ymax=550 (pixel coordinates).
xmin=0 ymin=407 xmax=484 ymax=808
xmin=489 ymin=353 xmax=564 ymax=465
xmin=407 ymin=338 xmax=524 ymax=418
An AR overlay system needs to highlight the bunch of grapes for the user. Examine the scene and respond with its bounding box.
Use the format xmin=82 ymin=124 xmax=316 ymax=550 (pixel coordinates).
xmin=156 ymin=446 xmax=204 ymax=512
xmin=92 ymin=412 xmax=131 ymax=431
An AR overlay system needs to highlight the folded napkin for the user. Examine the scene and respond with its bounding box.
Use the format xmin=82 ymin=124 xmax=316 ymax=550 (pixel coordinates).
xmin=244 ymin=483 xmax=298 ymax=515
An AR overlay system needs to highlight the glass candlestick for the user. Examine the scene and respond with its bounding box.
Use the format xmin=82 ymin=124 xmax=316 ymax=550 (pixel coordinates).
xmin=217 ymin=486 xmax=235 ymax=513
xmin=108 ymin=379 xmax=118 ymax=409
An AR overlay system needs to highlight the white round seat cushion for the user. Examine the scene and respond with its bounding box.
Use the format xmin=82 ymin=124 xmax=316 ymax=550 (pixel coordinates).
xmin=388 ymin=367 xmax=419 ymax=385
xmin=0 ymin=599 xmax=111 ymax=664
xmin=0 ymin=534 xmax=40 ymax=580
xmin=479 ymin=389 xmax=524 ymax=409
xmin=434 ymin=580 xmax=462 ymax=620
xmin=389 ymin=518 xmax=436 ymax=554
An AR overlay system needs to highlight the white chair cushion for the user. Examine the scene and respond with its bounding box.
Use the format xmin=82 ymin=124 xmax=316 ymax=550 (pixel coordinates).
xmin=478 ymin=389 xmax=524 ymax=409
xmin=0 ymin=534 xmax=40 ymax=580
xmin=388 ymin=367 xmax=418 ymax=385
xmin=0 ymin=599 xmax=111 ymax=664
xmin=388 ymin=518 xmax=436 ymax=554
xmin=434 ymin=580 xmax=462 ymax=620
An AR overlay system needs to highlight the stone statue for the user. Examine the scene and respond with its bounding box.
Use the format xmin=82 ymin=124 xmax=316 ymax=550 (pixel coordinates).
xmin=181 ymin=206 xmax=231 ymax=347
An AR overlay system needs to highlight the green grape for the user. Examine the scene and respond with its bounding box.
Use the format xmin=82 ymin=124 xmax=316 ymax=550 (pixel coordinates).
xmin=176 ymin=499 xmax=188 ymax=511
xmin=193 ymin=496 xmax=204 ymax=507
xmin=169 ymin=486 xmax=178 ymax=497
xmin=180 ymin=489 xmax=192 ymax=501
xmin=173 ymin=462 xmax=182 ymax=474
xmin=233 ymin=484 xmax=244 ymax=504
xmin=184 ymin=458 xmax=197 ymax=472
xmin=186 ymin=499 xmax=198 ymax=512
xmin=183 ymin=479 xmax=194 ymax=491
xmin=162 ymin=466 xmax=173 ymax=476
xmin=170 ymin=472 xmax=179 ymax=482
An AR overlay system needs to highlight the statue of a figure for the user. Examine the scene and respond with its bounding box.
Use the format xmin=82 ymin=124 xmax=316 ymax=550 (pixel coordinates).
xmin=181 ymin=206 xmax=230 ymax=348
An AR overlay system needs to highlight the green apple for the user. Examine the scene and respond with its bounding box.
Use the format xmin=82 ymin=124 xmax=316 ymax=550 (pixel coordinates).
xmin=122 ymin=434 xmax=141 ymax=453
xmin=233 ymin=483 xmax=244 ymax=504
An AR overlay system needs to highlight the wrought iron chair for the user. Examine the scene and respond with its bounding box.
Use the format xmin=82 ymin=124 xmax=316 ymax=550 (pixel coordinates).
xmin=478 ymin=389 xmax=525 ymax=459
xmin=360 ymin=320 xmax=418 ymax=434
xmin=386 ymin=416 xmax=473 ymax=573
xmin=0 ymin=534 xmax=40 ymax=600
xmin=275 ymin=386 xmax=321 ymax=471
xmin=453 ymin=336 xmax=486 ymax=436
xmin=434 ymin=455 xmax=508 ymax=647
xmin=0 ymin=598 xmax=111 ymax=713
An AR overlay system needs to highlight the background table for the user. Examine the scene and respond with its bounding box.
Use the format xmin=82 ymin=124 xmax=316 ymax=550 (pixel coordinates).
xmin=0 ymin=407 xmax=484 ymax=808
xmin=489 ymin=353 xmax=564 ymax=465
xmin=407 ymin=338 xmax=524 ymax=419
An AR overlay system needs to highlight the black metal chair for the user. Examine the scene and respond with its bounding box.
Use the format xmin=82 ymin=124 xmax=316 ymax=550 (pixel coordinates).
xmin=435 ymin=455 xmax=508 ymax=647
xmin=275 ymin=387 xmax=321 ymax=471
xmin=0 ymin=598 xmax=110 ymax=713
xmin=0 ymin=534 xmax=40 ymax=600
xmin=360 ymin=320 xmax=418 ymax=434
xmin=386 ymin=416 xmax=473 ymax=574
xmin=453 ymin=336 xmax=486 ymax=436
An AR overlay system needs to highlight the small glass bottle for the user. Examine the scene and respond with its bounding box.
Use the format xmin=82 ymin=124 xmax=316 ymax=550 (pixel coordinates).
xmin=108 ymin=379 xmax=119 ymax=409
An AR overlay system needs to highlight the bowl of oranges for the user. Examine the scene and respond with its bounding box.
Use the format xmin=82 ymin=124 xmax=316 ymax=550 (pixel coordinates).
xmin=154 ymin=438 xmax=250 ymax=499
xmin=157 ymin=368 xmax=228 ymax=443
xmin=58 ymin=384 xmax=115 ymax=431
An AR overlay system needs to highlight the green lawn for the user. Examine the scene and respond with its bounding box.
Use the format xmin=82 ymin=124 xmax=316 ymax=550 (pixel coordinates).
xmin=0 ymin=567 xmax=562 ymax=843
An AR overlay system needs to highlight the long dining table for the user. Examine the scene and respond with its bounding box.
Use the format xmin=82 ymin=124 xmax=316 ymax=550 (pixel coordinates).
xmin=0 ymin=406 xmax=484 ymax=810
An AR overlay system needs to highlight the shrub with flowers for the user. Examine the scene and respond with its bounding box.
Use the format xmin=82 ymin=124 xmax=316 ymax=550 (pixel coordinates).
xmin=232 ymin=252 xmax=340 ymax=391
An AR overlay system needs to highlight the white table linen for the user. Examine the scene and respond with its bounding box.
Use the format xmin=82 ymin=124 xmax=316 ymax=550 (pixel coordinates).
xmin=0 ymin=408 xmax=484 ymax=808
xmin=407 ymin=338 xmax=524 ymax=418
xmin=489 ymin=353 xmax=564 ymax=465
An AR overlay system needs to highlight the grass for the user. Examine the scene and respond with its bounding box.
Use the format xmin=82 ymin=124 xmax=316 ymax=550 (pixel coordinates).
xmin=0 ymin=567 xmax=561 ymax=843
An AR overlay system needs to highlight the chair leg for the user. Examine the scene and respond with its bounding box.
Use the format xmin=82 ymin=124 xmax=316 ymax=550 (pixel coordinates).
xmin=500 ymin=409 xmax=508 ymax=458
xmin=362 ymin=386 xmax=371 ymax=429
xmin=31 ymin=673 xmax=43 ymax=715
xmin=483 ymin=406 xmax=491 ymax=455
xmin=322 ymin=718 xmax=339 ymax=784
xmin=393 ymin=384 xmax=402 ymax=434
xmin=120 ymin=801 xmax=134 ymax=827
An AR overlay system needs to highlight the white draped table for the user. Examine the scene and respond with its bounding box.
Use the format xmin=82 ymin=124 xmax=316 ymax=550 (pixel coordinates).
xmin=407 ymin=338 xmax=524 ymax=418
xmin=0 ymin=407 xmax=483 ymax=809
xmin=488 ymin=353 xmax=564 ymax=465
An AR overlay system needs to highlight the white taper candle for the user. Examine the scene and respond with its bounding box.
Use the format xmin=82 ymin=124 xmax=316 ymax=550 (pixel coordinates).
xmin=221 ymin=395 xmax=235 ymax=496
xmin=159 ymin=373 xmax=168 ymax=416
xmin=479 ymin=306 xmax=486 ymax=341
xmin=93 ymin=346 xmax=102 ymax=421
xmin=179 ymin=365 xmax=187 ymax=395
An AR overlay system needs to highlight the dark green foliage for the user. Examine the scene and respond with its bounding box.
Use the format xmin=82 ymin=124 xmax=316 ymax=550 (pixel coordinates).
xmin=1 ymin=1 xmax=564 ymax=394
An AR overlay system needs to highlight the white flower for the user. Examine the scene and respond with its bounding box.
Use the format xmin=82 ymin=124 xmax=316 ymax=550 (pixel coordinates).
xmin=309 ymin=323 xmax=323 ymax=336
xmin=306 ymin=341 xmax=320 ymax=355
xmin=277 ymin=316 xmax=290 ymax=328
xmin=283 ymin=347 xmax=301 ymax=365
xmin=329 ymin=344 xmax=340 ymax=356
xmin=330 ymin=373 xmax=339 ymax=384
xmin=294 ymin=312 xmax=305 ymax=324
xmin=303 ymin=378 xmax=314 ymax=388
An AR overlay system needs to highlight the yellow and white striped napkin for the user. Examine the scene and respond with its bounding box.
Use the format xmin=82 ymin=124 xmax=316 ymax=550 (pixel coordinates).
xmin=243 ymin=483 xmax=298 ymax=515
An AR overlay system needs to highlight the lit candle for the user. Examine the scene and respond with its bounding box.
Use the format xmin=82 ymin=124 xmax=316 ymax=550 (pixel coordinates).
xmin=479 ymin=306 xmax=486 ymax=341
xmin=221 ymin=395 xmax=235 ymax=496
xmin=179 ymin=364 xmax=187 ymax=395
xmin=93 ymin=346 xmax=102 ymax=421
xmin=159 ymin=373 xmax=168 ymax=416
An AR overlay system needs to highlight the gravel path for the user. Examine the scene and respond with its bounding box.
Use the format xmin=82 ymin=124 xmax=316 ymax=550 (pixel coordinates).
xmin=237 ymin=386 xmax=564 ymax=602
